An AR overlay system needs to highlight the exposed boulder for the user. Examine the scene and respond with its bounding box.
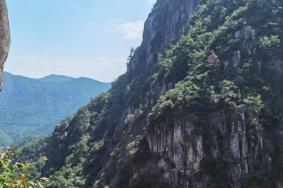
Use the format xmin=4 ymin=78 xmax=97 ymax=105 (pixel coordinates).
xmin=0 ymin=0 xmax=9 ymax=91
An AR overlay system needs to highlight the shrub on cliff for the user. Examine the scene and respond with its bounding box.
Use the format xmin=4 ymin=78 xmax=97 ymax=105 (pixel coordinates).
xmin=0 ymin=149 xmax=47 ymax=188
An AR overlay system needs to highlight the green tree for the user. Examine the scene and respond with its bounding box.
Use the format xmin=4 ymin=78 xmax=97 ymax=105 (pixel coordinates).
xmin=0 ymin=149 xmax=47 ymax=188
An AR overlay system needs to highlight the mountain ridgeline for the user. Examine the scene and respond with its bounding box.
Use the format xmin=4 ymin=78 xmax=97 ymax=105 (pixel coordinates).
xmin=42 ymin=0 xmax=283 ymax=187
xmin=0 ymin=72 xmax=110 ymax=146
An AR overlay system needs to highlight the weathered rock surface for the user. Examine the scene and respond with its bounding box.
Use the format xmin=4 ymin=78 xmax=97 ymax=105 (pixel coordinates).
xmin=147 ymin=105 xmax=269 ymax=188
xmin=0 ymin=0 xmax=9 ymax=91
xmin=127 ymin=0 xmax=201 ymax=73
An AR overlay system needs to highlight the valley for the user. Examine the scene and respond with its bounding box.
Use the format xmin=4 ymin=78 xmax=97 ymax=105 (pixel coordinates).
xmin=0 ymin=72 xmax=110 ymax=146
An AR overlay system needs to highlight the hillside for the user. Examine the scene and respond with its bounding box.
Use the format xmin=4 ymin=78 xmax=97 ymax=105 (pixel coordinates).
xmin=0 ymin=72 xmax=110 ymax=146
xmin=42 ymin=0 xmax=283 ymax=188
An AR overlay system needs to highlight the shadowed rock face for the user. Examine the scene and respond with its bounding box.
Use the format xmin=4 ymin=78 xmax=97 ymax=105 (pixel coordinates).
xmin=0 ymin=0 xmax=9 ymax=91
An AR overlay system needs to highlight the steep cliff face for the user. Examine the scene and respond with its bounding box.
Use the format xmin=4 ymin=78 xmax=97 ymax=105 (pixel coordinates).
xmin=128 ymin=0 xmax=201 ymax=73
xmin=43 ymin=0 xmax=283 ymax=188
xmin=147 ymin=106 xmax=267 ymax=188
xmin=0 ymin=0 xmax=10 ymax=91
xmin=44 ymin=0 xmax=201 ymax=181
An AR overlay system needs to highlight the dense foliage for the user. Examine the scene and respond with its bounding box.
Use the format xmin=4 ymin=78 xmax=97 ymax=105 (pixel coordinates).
xmin=150 ymin=0 xmax=283 ymax=124
xmin=0 ymin=149 xmax=47 ymax=188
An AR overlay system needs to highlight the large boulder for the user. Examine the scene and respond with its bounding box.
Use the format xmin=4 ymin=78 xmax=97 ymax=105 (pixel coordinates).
xmin=0 ymin=0 xmax=9 ymax=91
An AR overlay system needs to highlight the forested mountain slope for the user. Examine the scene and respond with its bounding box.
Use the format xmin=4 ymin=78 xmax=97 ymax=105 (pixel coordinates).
xmin=0 ymin=72 xmax=110 ymax=146
xmin=43 ymin=0 xmax=283 ymax=187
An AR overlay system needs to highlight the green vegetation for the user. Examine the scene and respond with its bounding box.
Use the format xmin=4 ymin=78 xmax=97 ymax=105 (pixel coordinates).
xmin=0 ymin=72 xmax=110 ymax=146
xmin=0 ymin=149 xmax=47 ymax=188
xmin=45 ymin=166 xmax=85 ymax=188
xmin=243 ymin=95 xmax=263 ymax=110
xmin=258 ymin=35 xmax=281 ymax=49
xmin=15 ymin=137 xmax=48 ymax=179
xmin=149 ymin=0 xmax=283 ymax=124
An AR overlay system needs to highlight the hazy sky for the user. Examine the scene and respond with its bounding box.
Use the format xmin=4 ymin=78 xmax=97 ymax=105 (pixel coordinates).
xmin=5 ymin=0 xmax=156 ymax=82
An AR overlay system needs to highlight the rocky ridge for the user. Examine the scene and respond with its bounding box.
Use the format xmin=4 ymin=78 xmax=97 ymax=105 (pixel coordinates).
xmin=43 ymin=0 xmax=283 ymax=188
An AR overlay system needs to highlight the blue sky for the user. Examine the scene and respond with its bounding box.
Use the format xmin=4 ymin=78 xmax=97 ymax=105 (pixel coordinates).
xmin=5 ymin=0 xmax=156 ymax=82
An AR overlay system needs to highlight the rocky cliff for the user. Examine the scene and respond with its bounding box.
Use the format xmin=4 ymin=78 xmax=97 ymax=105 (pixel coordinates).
xmin=43 ymin=0 xmax=283 ymax=188
xmin=128 ymin=0 xmax=201 ymax=72
xmin=0 ymin=0 xmax=9 ymax=91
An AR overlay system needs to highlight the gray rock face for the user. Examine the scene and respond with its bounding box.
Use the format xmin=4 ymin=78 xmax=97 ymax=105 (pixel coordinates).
xmin=0 ymin=0 xmax=9 ymax=91
xmin=128 ymin=0 xmax=201 ymax=73
xmin=147 ymin=105 xmax=268 ymax=188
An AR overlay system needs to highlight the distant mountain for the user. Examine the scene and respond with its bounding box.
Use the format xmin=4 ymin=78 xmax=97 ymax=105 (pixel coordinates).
xmin=0 ymin=72 xmax=110 ymax=146
xmin=39 ymin=74 xmax=75 ymax=82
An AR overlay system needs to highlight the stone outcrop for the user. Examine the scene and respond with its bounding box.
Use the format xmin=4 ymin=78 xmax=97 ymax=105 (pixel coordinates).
xmin=0 ymin=0 xmax=9 ymax=91
xmin=127 ymin=0 xmax=201 ymax=73
xmin=146 ymin=105 xmax=269 ymax=188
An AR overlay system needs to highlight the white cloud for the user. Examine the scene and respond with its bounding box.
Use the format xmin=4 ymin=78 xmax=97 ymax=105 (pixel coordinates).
xmin=118 ymin=20 xmax=144 ymax=41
